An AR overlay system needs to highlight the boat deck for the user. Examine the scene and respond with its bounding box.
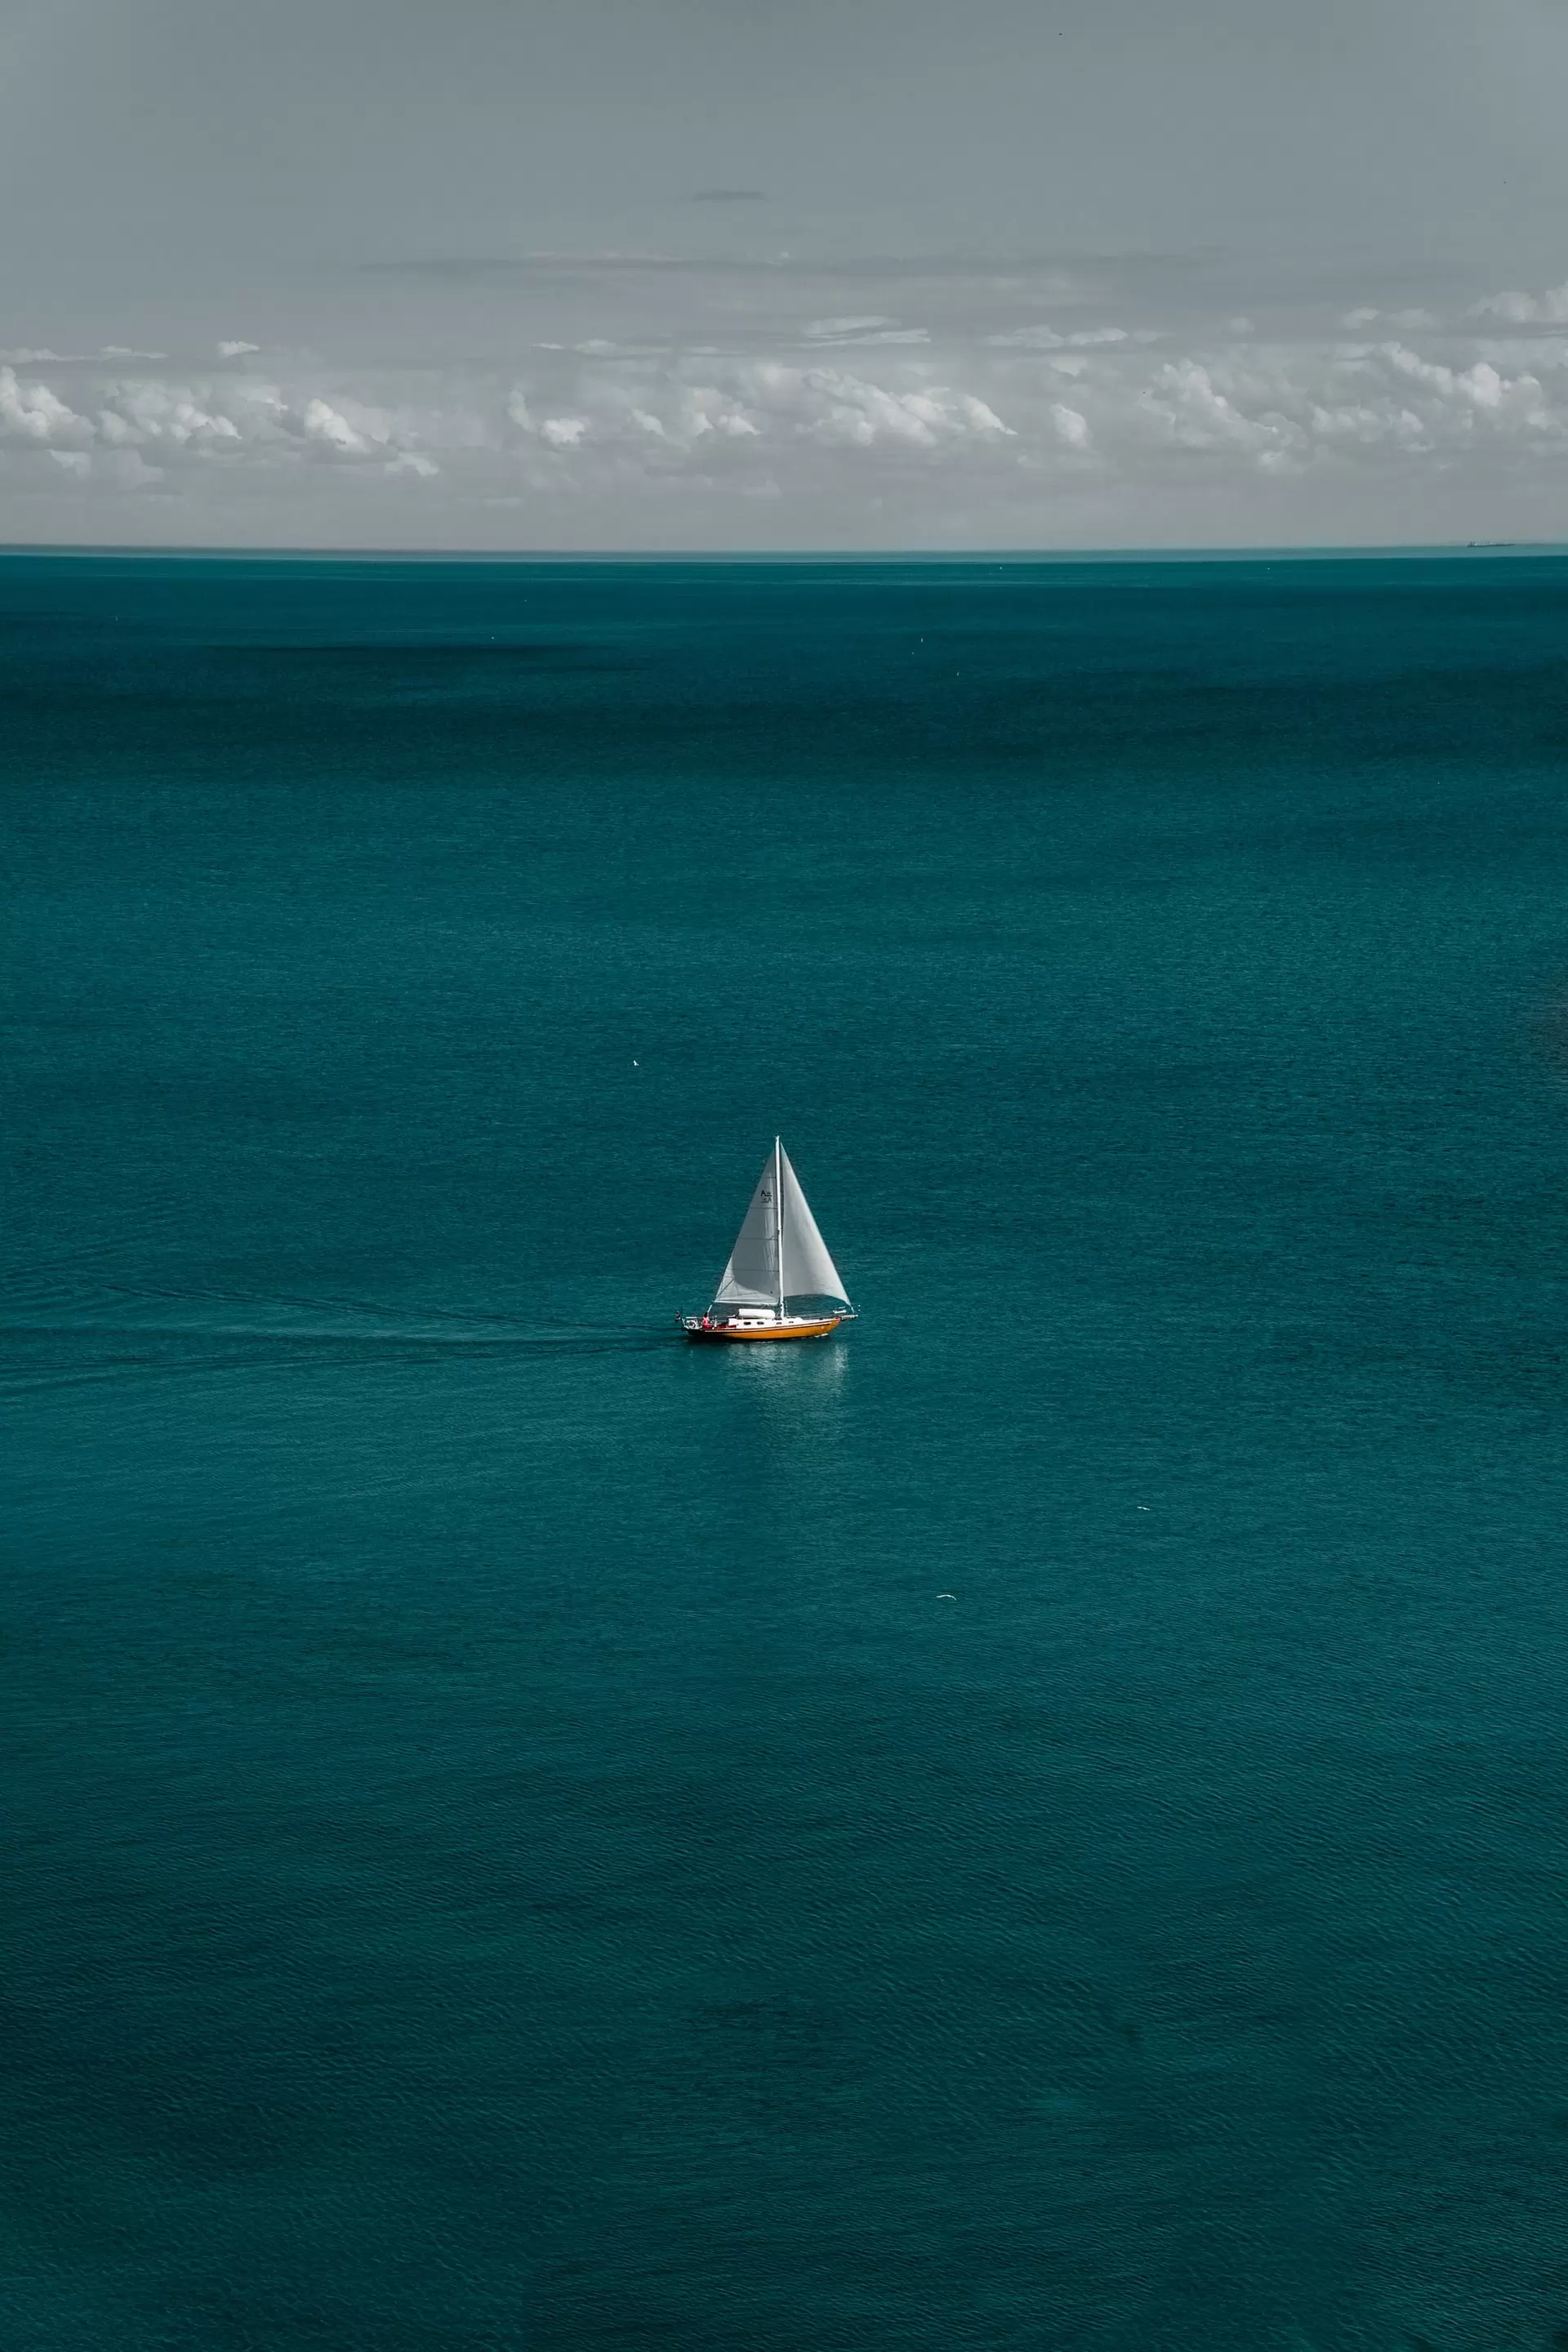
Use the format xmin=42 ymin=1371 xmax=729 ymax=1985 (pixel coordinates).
xmin=684 ymin=1314 xmax=844 ymax=1343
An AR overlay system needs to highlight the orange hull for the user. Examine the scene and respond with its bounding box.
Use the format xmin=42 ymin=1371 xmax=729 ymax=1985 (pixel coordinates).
xmin=687 ymin=1316 xmax=844 ymax=1344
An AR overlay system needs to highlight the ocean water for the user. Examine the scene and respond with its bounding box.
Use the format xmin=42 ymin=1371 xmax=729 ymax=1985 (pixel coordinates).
xmin=5 ymin=549 xmax=1568 ymax=2352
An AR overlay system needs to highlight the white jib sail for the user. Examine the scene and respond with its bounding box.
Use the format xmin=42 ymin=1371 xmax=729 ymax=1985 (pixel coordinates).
xmin=713 ymin=1142 xmax=849 ymax=1310
xmin=777 ymin=1144 xmax=850 ymax=1306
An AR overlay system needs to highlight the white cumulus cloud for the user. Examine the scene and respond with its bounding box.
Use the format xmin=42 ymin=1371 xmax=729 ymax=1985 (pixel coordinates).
xmin=0 ymin=365 xmax=90 ymax=445
xmin=1138 ymin=360 xmax=1299 ymax=462
xmin=303 ymin=397 xmax=372 ymax=454
xmin=765 ymin=365 xmax=1011 ymax=448
xmin=1472 ymin=279 xmax=1568 ymax=327
xmin=3 ymin=283 xmax=1567 ymax=546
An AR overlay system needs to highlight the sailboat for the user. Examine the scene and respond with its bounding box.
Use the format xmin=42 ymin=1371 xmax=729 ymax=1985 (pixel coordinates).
xmin=684 ymin=1138 xmax=856 ymax=1342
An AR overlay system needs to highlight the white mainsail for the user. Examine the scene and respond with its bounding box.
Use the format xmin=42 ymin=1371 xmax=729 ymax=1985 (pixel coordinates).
xmin=713 ymin=1158 xmax=782 ymax=1307
xmin=713 ymin=1140 xmax=850 ymax=1311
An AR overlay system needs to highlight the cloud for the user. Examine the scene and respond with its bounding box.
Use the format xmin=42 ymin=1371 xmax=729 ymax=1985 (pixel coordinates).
xmin=303 ymin=397 xmax=372 ymax=453
xmin=1472 ymin=279 xmax=1568 ymax=327
xmin=672 ymin=387 xmax=760 ymax=440
xmin=1139 ymin=359 xmax=1298 ymax=465
xmin=0 ymin=365 xmax=90 ymax=445
xmin=508 ymin=394 xmax=590 ymax=449
xmin=987 ymin=323 xmax=1141 ymax=351
xmin=2 ymin=289 xmax=1567 ymax=543
xmin=688 ymin=188 xmax=765 ymax=203
xmin=1347 ymin=308 xmax=1440 ymax=331
xmin=98 ymin=381 xmax=248 ymax=450
xmin=809 ymin=327 xmax=931 ymax=348
xmin=504 ymin=357 xmax=1011 ymax=466
xmin=1 ymin=360 xmax=443 ymax=484
xmin=745 ymin=365 xmax=1010 ymax=448
xmin=218 ymin=340 xmax=261 ymax=358
xmin=800 ymin=316 xmax=946 ymax=351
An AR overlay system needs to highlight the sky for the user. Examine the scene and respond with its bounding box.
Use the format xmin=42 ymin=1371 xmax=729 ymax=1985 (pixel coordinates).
xmin=2 ymin=0 xmax=1568 ymax=550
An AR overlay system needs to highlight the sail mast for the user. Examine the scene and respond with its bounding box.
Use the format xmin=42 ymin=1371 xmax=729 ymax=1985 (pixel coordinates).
xmin=774 ymin=1135 xmax=785 ymax=1319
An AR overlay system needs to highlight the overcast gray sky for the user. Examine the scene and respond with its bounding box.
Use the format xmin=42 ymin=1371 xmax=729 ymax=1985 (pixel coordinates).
xmin=3 ymin=0 xmax=1568 ymax=547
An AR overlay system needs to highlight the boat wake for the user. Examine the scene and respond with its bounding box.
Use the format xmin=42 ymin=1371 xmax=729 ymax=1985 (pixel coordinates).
xmin=0 ymin=1258 xmax=681 ymax=1391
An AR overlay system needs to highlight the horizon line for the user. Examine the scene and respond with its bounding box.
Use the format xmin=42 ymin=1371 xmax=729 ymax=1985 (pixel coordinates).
xmin=2 ymin=540 xmax=1565 ymax=565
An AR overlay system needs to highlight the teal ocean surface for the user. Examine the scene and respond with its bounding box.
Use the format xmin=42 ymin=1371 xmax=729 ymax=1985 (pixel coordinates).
xmin=7 ymin=550 xmax=1568 ymax=2352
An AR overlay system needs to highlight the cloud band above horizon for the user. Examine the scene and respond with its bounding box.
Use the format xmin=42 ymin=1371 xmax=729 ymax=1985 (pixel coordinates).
xmin=3 ymin=265 xmax=1566 ymax=550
